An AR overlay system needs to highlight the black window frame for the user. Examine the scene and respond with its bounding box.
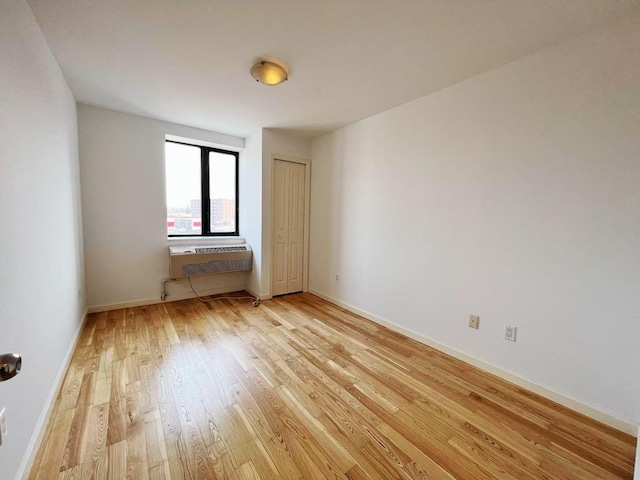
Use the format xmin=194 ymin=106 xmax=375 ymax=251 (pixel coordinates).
xmin=166 ymin=139 xmax=239 ymax=237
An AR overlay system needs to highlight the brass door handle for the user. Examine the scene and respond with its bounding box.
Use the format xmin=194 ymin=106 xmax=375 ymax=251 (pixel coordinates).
xmin=0 ymin=354 xmax=21 ymax=382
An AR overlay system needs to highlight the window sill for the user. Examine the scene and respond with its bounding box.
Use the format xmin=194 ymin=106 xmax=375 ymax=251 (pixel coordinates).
xmin=167 ymin=236 xmax=245 ymax=245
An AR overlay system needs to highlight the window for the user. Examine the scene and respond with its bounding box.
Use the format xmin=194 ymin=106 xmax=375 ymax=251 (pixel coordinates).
xmin=165 ymin=140 xmax=239 ymax=236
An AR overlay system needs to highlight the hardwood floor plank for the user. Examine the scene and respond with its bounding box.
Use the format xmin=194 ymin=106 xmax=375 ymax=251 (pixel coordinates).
xmin=30 ymin=293 xmax=637 ymax=479
xmin=58 ymin=372 xmax=95 ymax=471
xmin=58 ymin=463 xmax=93 ymax=480
xmin=106 ymin=440 xmax=127 ymax=480
xmin=31 ymin=409 xmax=75 ymax=480
xmin=230 ymin=460 xmax=262 ymax=480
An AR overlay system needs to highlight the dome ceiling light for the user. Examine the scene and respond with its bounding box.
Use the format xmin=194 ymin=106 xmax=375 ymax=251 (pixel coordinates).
xmin=250 ymin=61 xmax=288 ymax=86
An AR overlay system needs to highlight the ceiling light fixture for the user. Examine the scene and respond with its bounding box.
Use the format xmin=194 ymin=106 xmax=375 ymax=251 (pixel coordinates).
xmin=250 ymin=61 xmax=288 ymax=86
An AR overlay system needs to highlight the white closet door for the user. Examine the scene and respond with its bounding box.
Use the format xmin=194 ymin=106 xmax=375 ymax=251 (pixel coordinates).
xmin=272 ymin=160 xmax=306 ymax=296
xmin=287 ymin=162 xmax=305 ymax=293
xmin=272 ymin=160 xmax=290 ymax=296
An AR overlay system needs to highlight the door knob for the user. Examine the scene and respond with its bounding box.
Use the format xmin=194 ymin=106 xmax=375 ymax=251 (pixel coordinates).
xmin=0 ymin=353 xmax=21 ymax=382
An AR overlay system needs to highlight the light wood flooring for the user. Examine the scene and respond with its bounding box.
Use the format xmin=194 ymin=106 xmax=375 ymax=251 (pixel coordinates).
xmin=30 ymin=293 xmax=636 ymax=479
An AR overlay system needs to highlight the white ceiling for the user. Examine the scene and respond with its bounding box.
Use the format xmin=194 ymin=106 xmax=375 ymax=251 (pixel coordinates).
xmin=28 ymin=0 xmax=639 ymax=138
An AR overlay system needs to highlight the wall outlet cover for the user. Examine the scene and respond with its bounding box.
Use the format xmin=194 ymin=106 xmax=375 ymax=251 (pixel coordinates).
xmin=0 ymin=407 xmax=6 ymax=446
xmin=504 ymin=325 xmax=517 ymax=342
xmin=469 ymin=315 xmax=480 ymax=329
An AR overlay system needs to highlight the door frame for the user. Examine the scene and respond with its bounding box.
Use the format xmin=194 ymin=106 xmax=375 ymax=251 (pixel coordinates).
xmin=270 ymin=155 xmax=311 ymax=296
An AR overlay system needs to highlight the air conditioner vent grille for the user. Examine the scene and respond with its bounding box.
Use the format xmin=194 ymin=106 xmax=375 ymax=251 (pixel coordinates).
xmin=182 ymin=259 xmax=251 ymax=276
xmin=195 ymin=246 xmax=247 ymax=254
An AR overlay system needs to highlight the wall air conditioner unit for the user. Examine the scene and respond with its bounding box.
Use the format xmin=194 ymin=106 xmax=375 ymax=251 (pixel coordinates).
xmin=169 ymin=244 xmax=252 ymax=278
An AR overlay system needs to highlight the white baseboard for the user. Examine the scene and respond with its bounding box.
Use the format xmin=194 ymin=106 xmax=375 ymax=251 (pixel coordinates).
xmin=87 ymin=284 xmax=247 ymax=313
xmin=245 ymin=288 xmax=272 ymax=301
xmin=16 ymin=308 xmax=89 ymax=480
xmin=308 ymin=289 xmax=638 ymax=438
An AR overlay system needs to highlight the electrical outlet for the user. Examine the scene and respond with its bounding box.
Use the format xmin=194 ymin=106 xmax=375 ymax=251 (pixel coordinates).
xmin=335 ymin=274 xmax=340 ymax=284
xmin=469 ymin=315 xmax=480 ymax=329
xmin=0 ymin=407 xmax=6 ymax=446
xmin=504 ymin=325 xmax=517 ymax=342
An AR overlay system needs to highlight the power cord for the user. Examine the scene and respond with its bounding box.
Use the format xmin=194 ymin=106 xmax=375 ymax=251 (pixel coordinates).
xmin=187 ymin=276 xmax=260 ymax=307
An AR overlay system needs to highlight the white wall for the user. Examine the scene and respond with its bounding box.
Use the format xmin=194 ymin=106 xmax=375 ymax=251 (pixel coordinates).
xmin=310 ymin=15 xmax=640 ymax=427
xmin=0 ymin=1 xmax=86 ymax=478
xmin=241 ymin=130 xmax=264 ymax=296
xmin=78 ymin=105 xmax=249 ymax=309
xmin=261 ymin=129 xmax=312 ymax=296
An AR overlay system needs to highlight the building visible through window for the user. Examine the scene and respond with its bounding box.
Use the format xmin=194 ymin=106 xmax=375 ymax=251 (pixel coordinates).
xmin=165 ymin=140 xmax=239 ymax=236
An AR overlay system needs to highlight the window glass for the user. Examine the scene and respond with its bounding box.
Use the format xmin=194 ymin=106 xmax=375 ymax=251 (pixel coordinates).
xmin=165 ymin=142 xmax=201 ymax=235
xmin=209 ymin=151 xmax=237 ymax=233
